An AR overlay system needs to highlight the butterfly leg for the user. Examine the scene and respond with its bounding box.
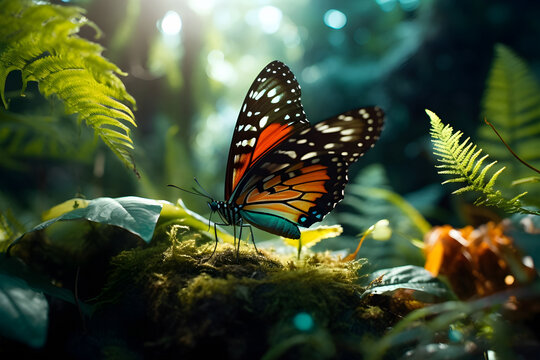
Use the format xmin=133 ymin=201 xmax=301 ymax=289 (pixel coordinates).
xmin=233 ymin=224 xmax=241 ymax=262
xmin=237 ymin=220 xmax=259 ymax=255
xmin=244 ymin=224 xmax=259 ymax=254
xmin=208 ymin=221 xmax=228 ymax=260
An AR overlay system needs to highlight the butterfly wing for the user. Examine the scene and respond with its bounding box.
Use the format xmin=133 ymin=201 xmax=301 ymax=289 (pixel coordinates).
xmin=235 ymin=107 xmax=385 ymax=238
xmin=225 ymin=61 xmax=310 ymax=201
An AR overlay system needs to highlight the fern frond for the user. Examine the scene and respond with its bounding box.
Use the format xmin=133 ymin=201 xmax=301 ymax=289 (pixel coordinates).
xmin=427 ymin=109 xmax=538 ymax=215
xmin=480 ymin=44 xmax=540 ymax=199
xmin=0 ymin=0 xmax=137 ymax=173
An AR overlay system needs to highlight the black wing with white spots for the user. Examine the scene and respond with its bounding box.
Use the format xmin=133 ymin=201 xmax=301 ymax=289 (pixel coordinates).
xmin=225 ymin=61 xmax=310 ymax=200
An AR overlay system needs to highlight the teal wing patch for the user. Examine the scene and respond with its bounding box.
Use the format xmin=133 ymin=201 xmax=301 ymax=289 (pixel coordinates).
xmin=240 ymin=210 xmax=301 ymax=239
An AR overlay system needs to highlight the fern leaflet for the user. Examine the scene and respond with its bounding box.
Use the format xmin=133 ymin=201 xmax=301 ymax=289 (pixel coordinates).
xmin=0 ymin=0 xmax=137 ymax=174
xmin=427 ymin=109 xmax=538 ymax=215
xmin=480 ymin=44 xmax=540 ymax=199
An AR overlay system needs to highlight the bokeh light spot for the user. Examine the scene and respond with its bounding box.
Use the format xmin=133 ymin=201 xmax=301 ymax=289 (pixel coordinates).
xmin=187 ymin=0 xmax=216 ymax=15
xmin=293 ymin=312 xmax=314 ymax=331
xmin=206 ymin=50 xmax=237 ymax=85
xmin=158 ymin=11 xmax=182 ymax=36
xmin=302 ymin=65 xmax=322 ymax=84
xmin=258 ymin=6 xmax=283 ymax=34
xmin=399 ymin=0 xmax=420 ymax=12
xmin=375 ymin=0 xmax=397 ymax=12
xmin=504 ymin=275 xmax=515 ymax=285
xmin=323 ymin=9 xmax=347 ymax=29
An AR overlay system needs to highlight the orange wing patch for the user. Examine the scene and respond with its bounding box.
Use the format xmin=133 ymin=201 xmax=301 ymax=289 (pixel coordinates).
xmin=274 ymin=185 xmax=289 ymax=192
xmin=243 ymin=202 xmax=301 ymax=222
xmin=301 ymin=192 xmax=324 ymax=201
xmin=235 ymin=163 xmax=330 ymax=224
xmin=288 ymin=200 xmax=313 ymax=212
xmin=247 ymin=188 xmax=302 ymax=203
xmin=300 ymin=164 xmax=327 ymax=174
xmin=293 ymin=181 xmax=327 ymax=193
xmin=263 ymin=175 xmax=281 ymax=190
xmin=232 ymin=153 xmax=251 ymax=193
xmin=252 ymin=123 xmax=295 ymax=162
xmin=230 ymin=123 xmax=297 ymax=198
xmin=286 ymin=163 xmax=304 ymax=172
xmin=283 ymin=170 xmax=330 ymax=186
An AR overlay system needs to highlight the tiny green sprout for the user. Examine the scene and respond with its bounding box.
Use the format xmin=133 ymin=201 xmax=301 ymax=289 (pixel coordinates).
xmin=370 ymin=219 xmax=392 ymax=241
xmin=343 ymin=219 xmax=392 ymax=262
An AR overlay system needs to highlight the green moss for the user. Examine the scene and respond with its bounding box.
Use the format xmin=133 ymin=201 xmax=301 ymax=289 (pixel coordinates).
xmin=95 ymin=235 xmax=401 ymax=359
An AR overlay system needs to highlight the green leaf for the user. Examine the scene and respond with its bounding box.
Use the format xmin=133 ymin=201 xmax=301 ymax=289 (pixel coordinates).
xmin=361 ymin=265 xmax=454 ymax=301
xmin=0 ymin=256 xmax=49 ymax=348
xmin=156 ymin=199 xmax=235 ymax=244
xmin=11 ymin=197 xmax=163 ymax=248
xmin=0 ymin=255 xmax=78 ymax=305
xmin=0 ymin=274 xmax=47 ymax=348
xmin=0 ymin=253 xmax=90 ymax=348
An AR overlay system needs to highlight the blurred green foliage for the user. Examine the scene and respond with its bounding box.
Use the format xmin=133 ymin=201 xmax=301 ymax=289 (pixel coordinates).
xmin=480 ymin=44 xmax=540 ymax=201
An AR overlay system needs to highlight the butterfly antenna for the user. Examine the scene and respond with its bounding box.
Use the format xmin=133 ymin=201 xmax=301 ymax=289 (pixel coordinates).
xmin=167 ymin=184 xmax=213 ymax=200
xmin=193 ymin=177 xmax=214 ymax=199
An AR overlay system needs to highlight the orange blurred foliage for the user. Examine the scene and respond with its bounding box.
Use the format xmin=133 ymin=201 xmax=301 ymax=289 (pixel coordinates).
xmin=424 ymin=222 xmax=536 ymax=300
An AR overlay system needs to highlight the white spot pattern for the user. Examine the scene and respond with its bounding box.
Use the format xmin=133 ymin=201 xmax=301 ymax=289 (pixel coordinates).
xmin=259 ymin=116 xmax=269 ymax=128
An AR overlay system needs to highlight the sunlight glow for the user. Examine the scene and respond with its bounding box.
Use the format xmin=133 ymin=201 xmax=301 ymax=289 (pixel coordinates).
xmin=258 ymin=6 xmax=283 ymax=34
xmin=187 ymin=0 xmax=216 ymax=15
xmin=207 ymin=50 xmax=237 ymax=85
xmin=158 ymin=11 xmax=182 ymax=36
xmin=323 ymin=9 xmax=347 ymax=30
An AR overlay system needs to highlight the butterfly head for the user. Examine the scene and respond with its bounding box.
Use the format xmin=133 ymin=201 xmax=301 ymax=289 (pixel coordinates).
xmin=208 ymin=200 xmax=241 ymax=226
xmin=208 ymin=200 xmax=219 ymax=212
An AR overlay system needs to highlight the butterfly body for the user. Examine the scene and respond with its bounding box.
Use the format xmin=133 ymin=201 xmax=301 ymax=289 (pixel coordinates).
xmin=208 ymin=200 xmax=243 ymax=226
xmin=209 ymin=199 xmax=301 ymax=239
xmin=205 ymin=60 xmax=384 ymax=252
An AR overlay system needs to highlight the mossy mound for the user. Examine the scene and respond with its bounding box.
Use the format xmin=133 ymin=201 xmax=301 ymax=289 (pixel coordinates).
xmin=94 ymin=239 xmax=402 ymax=359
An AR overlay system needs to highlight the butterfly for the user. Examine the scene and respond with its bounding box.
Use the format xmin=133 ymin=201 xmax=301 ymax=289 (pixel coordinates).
xmin=180 ymin=61 xmax=384 ymax=257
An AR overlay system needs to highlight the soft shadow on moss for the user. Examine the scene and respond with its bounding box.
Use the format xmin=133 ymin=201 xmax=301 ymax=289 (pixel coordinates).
xmin=94 ymin=231 xmax=406 ymax=360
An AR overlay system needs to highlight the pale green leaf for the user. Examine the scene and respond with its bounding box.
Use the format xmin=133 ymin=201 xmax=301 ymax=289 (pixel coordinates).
xmin=361 ymin=265 xmax=454 ymax=301
xmin=11 ymin=197 xmax=163 ymax=246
